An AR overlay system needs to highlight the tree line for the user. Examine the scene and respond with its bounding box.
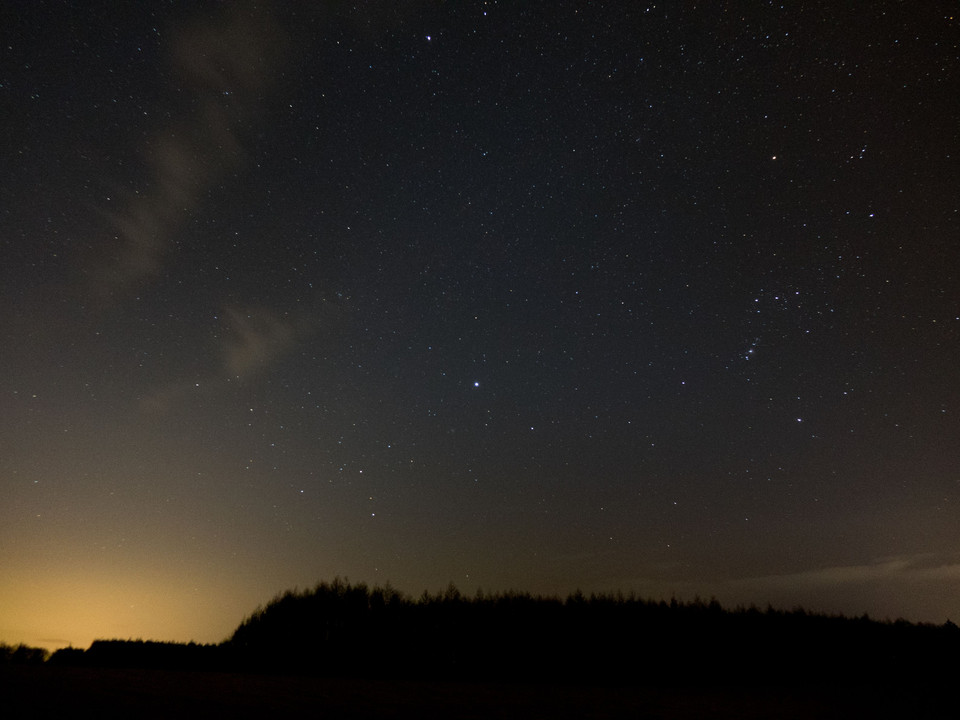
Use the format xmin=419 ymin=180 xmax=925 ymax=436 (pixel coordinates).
xmin=0 ymin=642 xmax=49 ymax=665
xmin=41 ymin=579 xmax=960 ymax=686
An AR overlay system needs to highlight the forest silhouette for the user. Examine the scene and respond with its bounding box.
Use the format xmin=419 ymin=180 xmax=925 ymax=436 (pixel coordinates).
xmin=28 ymin=578 xmax=959 ymax=687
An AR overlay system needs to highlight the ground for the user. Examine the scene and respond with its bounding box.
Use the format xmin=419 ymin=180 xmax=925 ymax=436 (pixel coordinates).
xmin=1 ymin=666 xmax=952 ymax=718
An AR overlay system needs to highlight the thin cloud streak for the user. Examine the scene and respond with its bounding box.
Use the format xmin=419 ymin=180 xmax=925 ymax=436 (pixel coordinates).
xmin=222 ymin=307 xmax=298 ymax=380
xmin=734 ymin=554 xmax=960 ymax=588
xmin=92 ymin=3 xmax=286 ymax=300
xmin=138 ymin=304 xmax=307 ymax=414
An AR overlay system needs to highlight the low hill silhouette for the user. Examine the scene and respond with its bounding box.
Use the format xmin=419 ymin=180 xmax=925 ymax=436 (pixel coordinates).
xmin=47 ymin=579 xmax=960 ymax=687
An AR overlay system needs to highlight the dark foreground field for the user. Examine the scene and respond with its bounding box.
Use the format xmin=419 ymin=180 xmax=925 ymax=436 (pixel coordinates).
xmin=1 ymin=665 xmax=952 ymax=719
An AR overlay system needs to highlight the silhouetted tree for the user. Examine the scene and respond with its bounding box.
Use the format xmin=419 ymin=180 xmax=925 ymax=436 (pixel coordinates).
xmin=0 ymin=642 xmax=49 ymax=665
xmin=39 ymin=578 xmax=960 ymax=687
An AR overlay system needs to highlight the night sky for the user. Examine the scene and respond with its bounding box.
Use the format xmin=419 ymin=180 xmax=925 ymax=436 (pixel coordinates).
xmin=2 ymin=1 xmax=959 ymax=651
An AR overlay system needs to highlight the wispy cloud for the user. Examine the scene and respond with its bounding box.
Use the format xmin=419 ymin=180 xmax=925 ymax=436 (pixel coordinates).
xmin=734 ymin=554 xmax=960 ymax=589
xmin=601 ymin=553 xmax=960 ymax=623
xmin=709 ymin=554 xmax=960 ymax=621
xmin=92 ymin=4 xmax=286 ymax=299
xmin=139 ymin=305 xmax=305 ymax=413
xmin=221 ymin=307 xmax=298 ymax=379
xmin=138 ymin=379 xmax=196 ymax=415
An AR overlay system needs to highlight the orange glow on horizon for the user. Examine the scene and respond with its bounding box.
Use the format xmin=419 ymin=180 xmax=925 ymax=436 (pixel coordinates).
xmin=0 ymin=565 xmax=254 ymax=653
